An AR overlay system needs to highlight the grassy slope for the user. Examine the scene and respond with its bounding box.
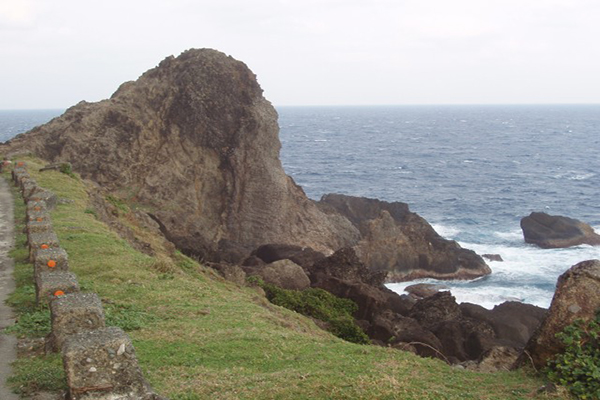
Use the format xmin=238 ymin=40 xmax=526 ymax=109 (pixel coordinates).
xmin=3 ymin=157 xmax=567 ymax=399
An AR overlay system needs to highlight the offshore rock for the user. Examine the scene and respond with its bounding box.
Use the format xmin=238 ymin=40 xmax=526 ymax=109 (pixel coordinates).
xmin=2 ymin=49 xmax=359 ymax=260
xmin=318 ymin=194 xmax=491 ymax=281
xmin=516 ymin=260 xmax=600 ymax=370
xmin=521 ymin=212 xmax=600 ymax=248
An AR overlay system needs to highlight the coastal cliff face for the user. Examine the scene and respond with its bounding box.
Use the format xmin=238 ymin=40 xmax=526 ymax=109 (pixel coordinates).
xmin=3 ymin=48 xmax=488 ymax=281
xmin=318 ymin=194 xmax=490 ymax=281
xmin=3 ymin=49 xmax=358 ymax=259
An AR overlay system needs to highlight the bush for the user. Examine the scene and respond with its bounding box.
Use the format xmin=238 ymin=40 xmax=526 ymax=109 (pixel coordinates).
xmin=546 ymin=309 xmax=600 ymax=399
xmin=255 ymin=279 xmax=370 ymax=344
xmin=59 ymin=163 xmax=76 ymax=178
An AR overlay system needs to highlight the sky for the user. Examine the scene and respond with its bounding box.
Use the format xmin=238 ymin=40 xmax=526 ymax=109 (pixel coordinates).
xmin=1 ymin=0 xmax=600 ymax=109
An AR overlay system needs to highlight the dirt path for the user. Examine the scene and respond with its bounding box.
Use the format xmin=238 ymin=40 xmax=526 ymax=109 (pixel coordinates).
xmin=0 ymin=176 xmax=18 ymax=400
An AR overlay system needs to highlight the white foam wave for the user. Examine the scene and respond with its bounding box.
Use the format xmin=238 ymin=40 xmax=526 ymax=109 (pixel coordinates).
xmin=493 ymin=229 xmax=523 ymax=242
xmin=569 ymin=173 xmax=595 ymax=181
xmin=387 ymin=241 xmax=600 ymax=310
xmin=431 ymin=224 xmax=461 ymax=239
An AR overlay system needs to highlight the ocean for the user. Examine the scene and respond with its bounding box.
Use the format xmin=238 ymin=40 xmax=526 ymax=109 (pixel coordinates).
xmin=2 ymin=105 xmax=599 ymax=309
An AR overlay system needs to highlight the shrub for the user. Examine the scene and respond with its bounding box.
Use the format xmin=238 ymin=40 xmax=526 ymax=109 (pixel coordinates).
xmin=254 ymin=279 xmax=370 ymax=344
xmin=546 ymin=309 xmax=600 ymax=399
xmin=59 ymin=163 xmax=76 ymax=178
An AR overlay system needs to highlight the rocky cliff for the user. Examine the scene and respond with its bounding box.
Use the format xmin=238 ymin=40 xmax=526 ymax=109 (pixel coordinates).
xmin=3 ymin=49 xmax=358 ymax=260
xmin=2 ymin=48 xmax=488 ymax=281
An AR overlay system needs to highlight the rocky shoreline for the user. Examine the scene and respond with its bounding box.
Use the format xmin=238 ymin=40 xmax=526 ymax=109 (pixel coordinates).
xmin=2 ymin=48 xmax=599 ymax=369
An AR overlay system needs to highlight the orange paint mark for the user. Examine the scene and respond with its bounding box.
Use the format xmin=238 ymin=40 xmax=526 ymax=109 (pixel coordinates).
xmin=47 ymin=260 xmax=57 ymax=268
xmin=17 ymin=162 xmax=24 ymax=167
xmin=36 ymin=217 xmax=43 ymax=222
xmin=34 ymin=207 xmax=41 ymax=211
xmin=41 ymin=244 xmax=49 ymax=249
xmin=54 ymin=290 xmax=65 ymax=297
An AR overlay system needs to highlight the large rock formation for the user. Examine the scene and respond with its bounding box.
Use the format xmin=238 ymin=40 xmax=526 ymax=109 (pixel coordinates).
xmin=517 ymin=260 xmax=600 ymax=370
xmin=318 ymin=194 xmax=490 ymax=281
xmin=521 ymin=212 xmax=600 ymax=249
xmin=3 ymin=49 xmax=359 ymax=260
xmin=2 ymin=48 xmax=488 ymax=281
xmin=304 ymin=248 xmax=542 ymax=364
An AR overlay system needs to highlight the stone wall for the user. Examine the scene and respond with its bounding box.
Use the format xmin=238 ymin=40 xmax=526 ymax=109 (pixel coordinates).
xmin=11 ymin=161 xmax=166 ymax=400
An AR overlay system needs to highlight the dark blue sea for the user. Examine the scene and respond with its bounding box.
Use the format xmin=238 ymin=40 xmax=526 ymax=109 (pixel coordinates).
xmin=2 ymin=105 xmax=600 ymax=309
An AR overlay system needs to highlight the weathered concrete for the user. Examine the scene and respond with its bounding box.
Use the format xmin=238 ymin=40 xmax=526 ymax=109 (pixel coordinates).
xmin=33 ymin=247 xmax=70 ymax=278
xmin=28 ymin=189 xmax=57 ymax=210
xmin=35 ymin=271 xmax=80 ymax=306
xmin=0 ymin=177 xmax=19 ymax=400
xmin=27 ymin=219 xmax=53 ymax=234
xmin=49 ymin=292 xmax=106 ymax=351
xmin=28 ymin=230 xmax=60 ymax=260
xmin=62 ymin=327 xmax=156 ymax=400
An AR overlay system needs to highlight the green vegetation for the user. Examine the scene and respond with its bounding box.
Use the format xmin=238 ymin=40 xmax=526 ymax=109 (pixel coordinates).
xmin=546 ymin=310 xmax=600 ymax=399
xmin=3 ymin=157 xmax=567 ymax=399
xmin=59 ymin=162 xmax=76 ymax=179
xmin=252 ymin=277 xmax=370 ymax=344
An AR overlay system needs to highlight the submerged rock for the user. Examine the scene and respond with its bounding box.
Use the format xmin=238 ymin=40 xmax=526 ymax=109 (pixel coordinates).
xmin=521 ymin=212 xmax=600 ymax=248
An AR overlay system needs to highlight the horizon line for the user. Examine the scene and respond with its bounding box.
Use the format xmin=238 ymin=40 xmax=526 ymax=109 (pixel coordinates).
xmin=2 ymin=102 xmax=600 ymax=111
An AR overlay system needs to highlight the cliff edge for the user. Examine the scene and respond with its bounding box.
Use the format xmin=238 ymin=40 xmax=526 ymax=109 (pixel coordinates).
xmin=2 ymin=48 xmax=488 ymax=280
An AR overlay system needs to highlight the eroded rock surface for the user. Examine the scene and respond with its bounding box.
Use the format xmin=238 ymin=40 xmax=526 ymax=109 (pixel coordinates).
xmin=517 ymin=259 xmax=600 ymax=369
xmin=2 ymin=49 xmax=359 ymax=262
xmin=318 ymin=194 xmax=491 ymax=281
xmin=2 ymin=49 xmax=490 ymax=283
xmin=521 ymin=212 xmax=600 ymax=248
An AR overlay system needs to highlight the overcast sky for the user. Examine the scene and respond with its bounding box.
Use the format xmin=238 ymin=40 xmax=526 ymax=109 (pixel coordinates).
xmin=1 ymin=0 xmax=600 ymax=109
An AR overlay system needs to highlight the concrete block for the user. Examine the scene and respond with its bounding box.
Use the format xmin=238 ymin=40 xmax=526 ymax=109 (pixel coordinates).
xmin=33 ymin=247 xmax=69 ymax=278
xmin=26 ymin=201 xmax=48 ymax=221
xmin=27 ymin=219 xmax=53 ymax=234
xmin=21 ymin=180 xmax=38 ymax=199
xmin=12 ymin=162 xmax=28 ymax=180
xmin=28 ymin=230 xmax=60 ymax=259
xmin=50 ymin=293 xmax=106 ymax=351
xmin=62 ymin=327 xmax=155 ymax=400
xmin=28 ymin=188 xmax=57 ymax=210
xmin=12 ymin=170 xmax=29 ymax=186
xmin=35 ymin=271 xmax=80 ymax=306
xmin=27 ymin=210 xmax=51 ymax=223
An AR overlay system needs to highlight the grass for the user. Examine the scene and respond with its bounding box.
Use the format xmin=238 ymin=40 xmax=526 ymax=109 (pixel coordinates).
xmin=2 ymin=157 xmax=569 ymax=399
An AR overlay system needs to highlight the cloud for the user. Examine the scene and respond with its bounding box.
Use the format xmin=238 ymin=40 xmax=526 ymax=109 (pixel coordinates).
xmin=1 ymin=0 xmax=600 ymax=108
xmin=0 ymin=0 xmax=37 ymax=28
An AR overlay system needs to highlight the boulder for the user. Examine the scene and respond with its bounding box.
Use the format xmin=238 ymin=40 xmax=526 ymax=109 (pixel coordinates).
xmin=252 ymin=259 xmax=311 ymax=290
xmin=521 ymin=212 xmax=600 ymax=248
xmin=460 ymin=301 xmax=546 ymax=349
xmin=318 ymin=194 xmax=491 ymax=281
xmin=209 ymin=263 xmax=247 ymax=286
xmin=404 ymin=283 xmax=449 ymax=299
xmin=248 ymin=243 xmax=326 ymax=268
xmin=467 ymin=346 xmax=520 ymax=373
xmin=517 ymin=260 xmax=600 ymax=369
xmin=309 ymin=247 xmax=388 ymax=287
xmin=482 ymin=254 xmax=503 ymax=262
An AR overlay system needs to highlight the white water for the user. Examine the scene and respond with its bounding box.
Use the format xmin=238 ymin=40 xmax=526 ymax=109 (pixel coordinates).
xmin=387 ymin=224 xmax=600 ymax=309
